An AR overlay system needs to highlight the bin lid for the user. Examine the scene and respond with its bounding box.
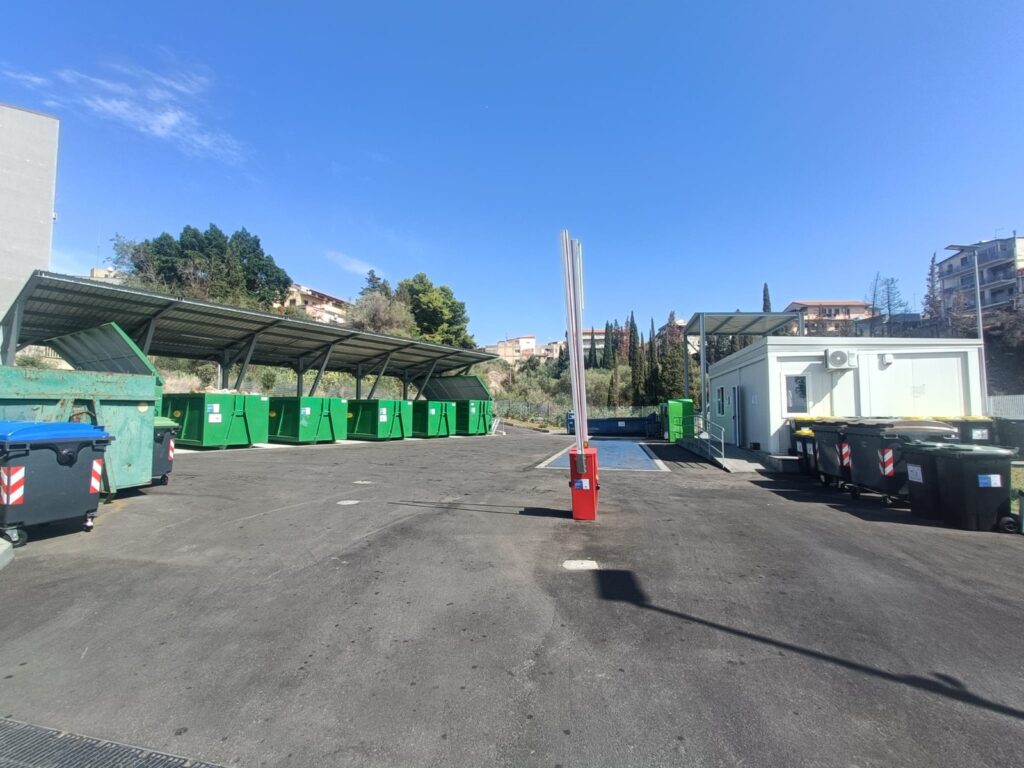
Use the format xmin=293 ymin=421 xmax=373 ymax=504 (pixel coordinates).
xmin=845 ymin=419 xmax=956 ymax=437
xmin=154 ymin=416 xmax=179 ymax=428
xmin=0 ymin=420 xmax=110 ymax=442
xmin=794 ymin=429 xmax=815 ymax=436
xmin=929 ymin=443 xmax=1018 ymax=459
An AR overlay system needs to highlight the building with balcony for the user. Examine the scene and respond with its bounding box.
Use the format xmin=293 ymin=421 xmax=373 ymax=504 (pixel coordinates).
xmin=938 ymin=237 xmax=1023 ymax=317
xmin=784 ymin=300 xmax=875 ymax=335
xmin=483 ymin=335 xmax=536 ymax=363
xmin=277 ymin=284 xmax=350 ymax=325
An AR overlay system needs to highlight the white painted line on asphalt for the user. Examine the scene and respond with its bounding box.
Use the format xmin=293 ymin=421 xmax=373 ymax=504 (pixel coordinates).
xmin=562 ymin=559 xmax=599 ymax=570
xmin=536 ymin=444 xmax=573 ymax=469
xmin=639 ymin=442 xmax=671 ymax=472
xmin=336 ymin=500 xmax=360 ymax=506
xmin=353 ymin=480 xmax=374 ymax=485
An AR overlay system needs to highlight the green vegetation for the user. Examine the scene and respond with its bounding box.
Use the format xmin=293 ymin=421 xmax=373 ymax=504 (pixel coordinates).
xmin=113 ymin=224 xmax=292 ymax=310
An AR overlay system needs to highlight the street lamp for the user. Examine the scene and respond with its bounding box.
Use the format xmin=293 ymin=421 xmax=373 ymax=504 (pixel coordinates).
xmin=946 ymin=243 xmax=988 ymax=412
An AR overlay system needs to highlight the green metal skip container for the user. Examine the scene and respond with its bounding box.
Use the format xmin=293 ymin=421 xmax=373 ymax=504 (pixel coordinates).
xmin=163 ymin=393 xmax=270 ymax=448
xmin=412 ymin=400 xmax=455 ymax=438
xmin=455 ymin=400 xmax=492 ymax=436
xmin=660 ymin=399 xmax=694 ymax=441
xmin=268 ymin=397 xmax=348 ymax=444
xmin=348 ymin=399 xmax=411 ymax=440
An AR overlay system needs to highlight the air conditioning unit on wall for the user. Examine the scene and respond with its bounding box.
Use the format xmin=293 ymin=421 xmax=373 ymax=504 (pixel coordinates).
xmin=824 ymin=348 xmax=858 ymax=370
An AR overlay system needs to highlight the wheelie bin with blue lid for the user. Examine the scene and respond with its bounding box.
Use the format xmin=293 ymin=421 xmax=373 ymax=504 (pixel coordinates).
xmin=0 ymin=421 xmax=112 ymax=547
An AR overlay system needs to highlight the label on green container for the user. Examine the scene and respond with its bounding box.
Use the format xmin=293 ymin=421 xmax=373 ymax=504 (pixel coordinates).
xmin=209 ymin=413 xmax=222 ymax=424
xmin=207 ymin=403 xmax=220 ymax=414
xmin=907 ymin=464 xmax=923 ymax=483
xmin=302 ymin=407 xmax=311 ymax=415
xmin=429 ymin=408 xmax=436 ymax=415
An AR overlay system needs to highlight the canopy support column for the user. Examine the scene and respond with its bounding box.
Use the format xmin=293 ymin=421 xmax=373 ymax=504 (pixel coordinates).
xmin=699 ymin=313 xmax=707 ymax=417
xmin=683 ymin=329 xmax=690 ymax=401
xmin=233 ymin=333 xmax=260 ymax=391
xmin=2 ymin=298 xmax=24 ymax=366
xmin=415 ymin=359 xmax=439 ymax=400
xmin=355 ymin=365 xmax=363 ymax=399
xmin=367 ymin=353 xmax=392 ymax=399
xmin=308 ymin=343 xmax=335 ymax=396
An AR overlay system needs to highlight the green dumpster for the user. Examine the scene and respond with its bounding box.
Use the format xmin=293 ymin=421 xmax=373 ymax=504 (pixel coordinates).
xmin=164 ymin=393 xmax=270 ymax=448
xmin=348 ymin=399 xmax=410 ymax=440
xmin=660 ymin=399 xmax=694 ymax=441
xmin=152 ymin=416 xmax=179 ymax=485
xmin=455 ymin=399 xmax=491 ymax=436
xmin=412 ymin=400 xmax=455 ymax=438
xmin=268 ymin=397 xmax=348 ymax=444
xmin=0 ymin=365 xmax=157 ymax=495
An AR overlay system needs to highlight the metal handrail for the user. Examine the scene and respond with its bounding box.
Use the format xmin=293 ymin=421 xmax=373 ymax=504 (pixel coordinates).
xmin=681 ymin=414 xmax=725 ymax=462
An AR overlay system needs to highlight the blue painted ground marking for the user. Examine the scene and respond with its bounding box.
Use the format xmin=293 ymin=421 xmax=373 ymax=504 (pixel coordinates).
xmin=539 ymin=438 xmax=667 ymax=472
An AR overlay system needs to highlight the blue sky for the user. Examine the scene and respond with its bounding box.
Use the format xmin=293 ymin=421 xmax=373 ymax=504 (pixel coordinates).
xmin=3 ymin=1 xmax=1023 ymax=345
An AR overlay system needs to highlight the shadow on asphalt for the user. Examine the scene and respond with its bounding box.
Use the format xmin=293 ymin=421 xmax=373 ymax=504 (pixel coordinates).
xmin=643 ymin=442 xmax=718 ymax=468
xmin=592 ymin=569 xmax=1024 ymax=722
xmin=749 ymin=475 xmax=947 ymax=528
xmin=390 ymin=500 xmax=571 ymax=519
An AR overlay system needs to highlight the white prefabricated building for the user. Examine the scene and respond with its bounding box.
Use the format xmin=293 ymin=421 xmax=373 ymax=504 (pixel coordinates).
xmin=706 ymin=337 xmax=985 ymax=455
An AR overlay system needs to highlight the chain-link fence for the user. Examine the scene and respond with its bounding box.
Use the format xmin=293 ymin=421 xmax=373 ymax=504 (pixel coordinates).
xmin=493 ymin=399 xmax=659 ymax=426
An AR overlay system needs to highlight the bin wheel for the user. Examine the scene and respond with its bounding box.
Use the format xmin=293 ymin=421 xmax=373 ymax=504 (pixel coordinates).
xmin=2 ymin=527 xmax=28 ymax=548
xmin=159 ymin=474 xmax=169 ymax=486
xmin=849 ymin=487 xmax=861 ymax=500
xmin=819 ymin=473 xmax=831 ymax=487
xmin=83 ymin=516 xmax=95 ymax=532
xmin=883 ymin=495 xmax=896 ymax=507
xmin=996 ymin=516 xmax=1020 ymax=534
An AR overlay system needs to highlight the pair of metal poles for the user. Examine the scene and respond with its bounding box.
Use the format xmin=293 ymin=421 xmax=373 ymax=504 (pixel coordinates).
xmin=560 ymin=230 xmax=589 ymax=472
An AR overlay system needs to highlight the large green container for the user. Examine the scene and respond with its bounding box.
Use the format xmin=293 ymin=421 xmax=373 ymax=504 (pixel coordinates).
xmin=412 ymin=400 xmax=455 ymax=438
xmin=660 ymin=399 xmax=694 ymax=441
xmin=163 ymin=393 xmax=269 ymax=448
xmin=455 ymin=400 xmax=492 ymax=436
xmin=0 ymin=366 xmax=157 ymax=493
xmin=268 ymin=397 xmax=348 ymax=444
xmin=348 ymin=399 xmax=411 ymax=440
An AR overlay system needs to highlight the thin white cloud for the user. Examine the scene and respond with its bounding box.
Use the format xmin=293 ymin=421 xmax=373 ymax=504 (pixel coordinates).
xmin=2 ymin=60 xmax=243 ymax=164
xmin=1 ymin=68 xmax=49 ymax=88
xmin=327 ymin=251 xmax=379 ymax=277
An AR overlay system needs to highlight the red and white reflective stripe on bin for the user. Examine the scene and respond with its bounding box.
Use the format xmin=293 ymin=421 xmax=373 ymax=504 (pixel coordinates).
xmin=168 ymin=438 xmax=175 ymax=461
xmin=90 ymin=459 xmax=104 ymax=494
xmin=878 ymin=448 xmax=895 ymax=477
xmin=838 ymin=442 xmax=851 ymax=468
xmin=0 ymin=466 xmax=25 ymax=505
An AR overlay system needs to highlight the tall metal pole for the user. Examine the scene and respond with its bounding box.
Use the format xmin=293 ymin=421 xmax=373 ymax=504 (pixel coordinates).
xmin=699 ymin=313 xmax=707 ymax=417
xmin=972 ymin=247 xmax=989 ymax=413
xmin=561 ymin=230 xmax=588 ymax=467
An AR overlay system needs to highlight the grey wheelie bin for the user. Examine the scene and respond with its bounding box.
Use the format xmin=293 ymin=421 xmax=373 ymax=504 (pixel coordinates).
xmin=793 ymin=429 xmax=816 ymax=476
xmin=937 ymin=417 xmax=997 ymax=445
xmin=933 ymin=444 xmax=1018 ymax=532
xmin=811 ymin=420 xmax=851 ymax=487
xmin=152 ymin=416 xmax=179 ymax=485
xmin=845 ymin=420 xmax=957 ymax=502
xmin=0 ymin=421 xmax=112 ymax=547
xmin=903 ymin=442 xmax=952 ymax=521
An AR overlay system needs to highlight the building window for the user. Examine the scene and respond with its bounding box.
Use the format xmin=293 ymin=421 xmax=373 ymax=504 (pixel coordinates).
xmin=785 ymin=375 xmax=808 ymax=414
xmin=716 ymin=387 xmax=725 ymax=416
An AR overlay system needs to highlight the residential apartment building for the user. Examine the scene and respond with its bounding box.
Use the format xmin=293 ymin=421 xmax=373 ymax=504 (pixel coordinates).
xmin=784 ymin=300 xmax=874 ymax=335
xmin=938 ymin=237 xmax=1023 ymax=316
xmin=483 ymin=335 xmax=537 ymax=363
xmin=580 ymin=328 xmax=605 ymax=353
xmin=540 ymin=340 xmax=565 ymax=358
xmin=278 ymin=284 xmax=350 ymax=325
xmin=0 ymin=104 xmax=59 ymax=318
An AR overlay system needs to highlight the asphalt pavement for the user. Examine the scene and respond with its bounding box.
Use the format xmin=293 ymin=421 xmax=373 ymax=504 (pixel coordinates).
xmin=1 ymin=428 xmax=1022 ymax=767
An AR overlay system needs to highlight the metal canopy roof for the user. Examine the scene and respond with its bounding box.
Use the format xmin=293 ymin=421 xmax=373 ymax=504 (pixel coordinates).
xmin=2 ymin=272 xmax=493 ymax=381
xmin=685 ymin=311 xmax=802 ymax=337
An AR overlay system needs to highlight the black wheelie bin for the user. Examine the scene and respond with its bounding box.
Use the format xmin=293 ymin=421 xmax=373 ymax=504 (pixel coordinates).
xmin=845 ymin=420 xmax=957 ymax=502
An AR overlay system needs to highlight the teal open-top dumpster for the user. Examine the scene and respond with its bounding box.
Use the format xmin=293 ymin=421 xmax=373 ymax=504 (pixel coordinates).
xmin=0 ymin=323 xmax=161 ymax=494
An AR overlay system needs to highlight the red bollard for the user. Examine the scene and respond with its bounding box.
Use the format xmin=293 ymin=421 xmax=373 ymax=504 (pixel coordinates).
xmin=568 ymin=446 xmax=599 ymax=520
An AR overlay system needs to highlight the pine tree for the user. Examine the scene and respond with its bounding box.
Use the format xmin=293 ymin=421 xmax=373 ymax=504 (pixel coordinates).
xmin=633 ymin=333 xmax=648 ymax=405
xmin=586 ymin=333 xmax=598 ymax=368
xmin=762 ymin=282 xmax=772 ymax=312
xmin=646 ymin=318 xmax=661 ymax=403
xmin=923 ymin=254 xmax=943 ymax=320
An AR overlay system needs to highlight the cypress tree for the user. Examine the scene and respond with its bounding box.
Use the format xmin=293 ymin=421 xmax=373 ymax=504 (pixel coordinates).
xmin=647 ymin=318 xmax=661 ymax=403
xmin=601 ymin=321 xmax=613 ymax=368
xmin=633 ymin=333 xmax=647 ymax=405
xmin=586 ymin=333 xmax=598 ymax=368
xmin=762 ymin=282 xmax=772 ymax=312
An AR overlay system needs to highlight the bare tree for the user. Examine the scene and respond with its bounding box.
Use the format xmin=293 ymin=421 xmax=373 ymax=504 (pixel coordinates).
xmin=866 ymin=272 xmax=882 ymax=337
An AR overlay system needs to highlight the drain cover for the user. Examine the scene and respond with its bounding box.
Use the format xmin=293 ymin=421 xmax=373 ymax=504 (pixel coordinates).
xmin=0 ymin=718 xmax=225 ymax=767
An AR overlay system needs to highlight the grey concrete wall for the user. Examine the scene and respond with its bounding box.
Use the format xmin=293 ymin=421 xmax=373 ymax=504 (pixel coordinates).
xmin=0 ymin=103 xmax=59 ymax=319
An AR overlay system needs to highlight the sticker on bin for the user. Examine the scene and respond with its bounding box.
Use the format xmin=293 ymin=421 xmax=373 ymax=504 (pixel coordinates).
xmin=429 ymin=408 xmax=436 ymax=415
xmin=972 ymin=428 xmax=990 ymax=440
xmin=90 ymin=459 xmax=103 ymax=494
xmin=0 ymin=466 xmax=25 ymax=505
xmin=207 ymin=403 xmax=220 ymax=414
xmin=907 ymin=463 xmax=923 ymax=483
xmin=302 ymin=407 xmax=311 ymax=415
xmin=209 ymin=413 xmax=222 ymax=423
xmin=978 ymin=474 xmax=1002 ymax=488
xmin=573 ymin=479 xmax=590 ymax=490
xmin=878 ymin=448 xmax=895 ymax=477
